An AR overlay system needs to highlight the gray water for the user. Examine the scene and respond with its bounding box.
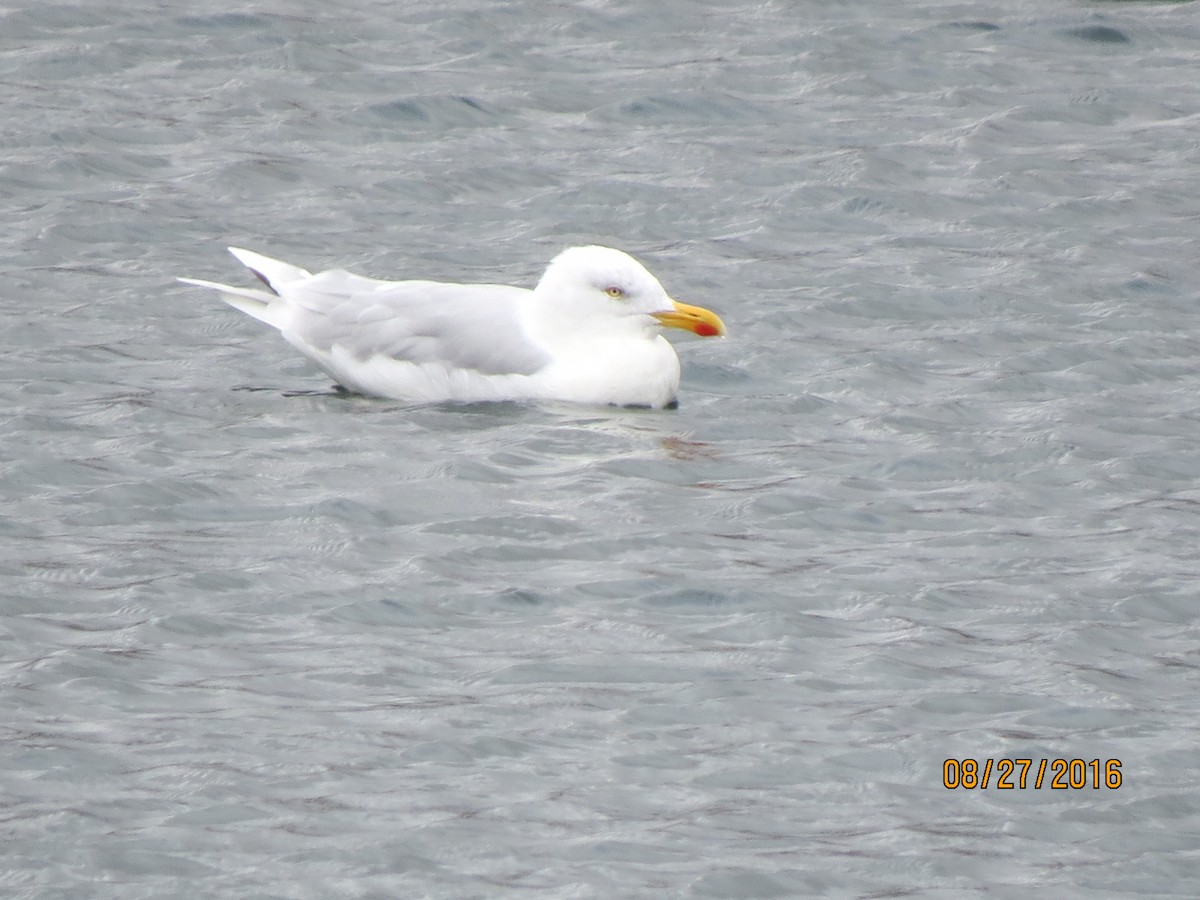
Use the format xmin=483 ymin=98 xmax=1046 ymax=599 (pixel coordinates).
xmin=3 ymin=1 xmax=1200 ymax=896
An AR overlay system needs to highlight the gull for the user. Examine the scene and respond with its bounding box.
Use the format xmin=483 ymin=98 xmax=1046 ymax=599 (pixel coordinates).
xmin=179 ymin=245 xmax=725 ymax=408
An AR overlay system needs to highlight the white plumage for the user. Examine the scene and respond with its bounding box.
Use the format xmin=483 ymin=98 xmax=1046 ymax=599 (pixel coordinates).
xmin=180 ymin=245 xmax=726 ymax=408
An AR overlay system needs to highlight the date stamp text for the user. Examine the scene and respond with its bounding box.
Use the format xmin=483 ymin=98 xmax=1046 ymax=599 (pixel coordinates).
xmin=943 ymin=758 xmax=1122 ymax=790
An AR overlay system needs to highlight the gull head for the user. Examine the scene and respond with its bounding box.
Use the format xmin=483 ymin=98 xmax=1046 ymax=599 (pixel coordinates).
xmin=534 ymin=246 xmax=726 ymax=340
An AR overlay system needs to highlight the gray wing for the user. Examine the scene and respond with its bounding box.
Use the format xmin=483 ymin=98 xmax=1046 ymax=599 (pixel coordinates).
xmin=280 ymin=270 xmax=552 ymax=376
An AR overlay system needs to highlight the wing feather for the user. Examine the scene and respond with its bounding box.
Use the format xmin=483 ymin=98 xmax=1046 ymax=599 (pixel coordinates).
xmin=279 ymin=272 xmax=552 ymax=376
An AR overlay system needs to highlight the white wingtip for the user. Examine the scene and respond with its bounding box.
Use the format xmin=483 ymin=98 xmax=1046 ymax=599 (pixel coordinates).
xmin=227 ymin=247 xmax=312 ymax=293
xmin=178 ymin=276 xmax=281 ymax=326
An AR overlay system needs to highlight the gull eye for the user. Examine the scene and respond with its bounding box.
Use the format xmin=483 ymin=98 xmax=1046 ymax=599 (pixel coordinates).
xmin=605 ymin=286 xmax=626 ymax=299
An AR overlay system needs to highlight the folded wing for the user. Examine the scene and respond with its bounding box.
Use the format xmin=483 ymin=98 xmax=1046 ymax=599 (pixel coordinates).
xmin=281 ymin=270 xmax=552 ymax=377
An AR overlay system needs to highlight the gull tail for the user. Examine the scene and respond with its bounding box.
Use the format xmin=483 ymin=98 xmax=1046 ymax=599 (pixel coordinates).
xmin=178 ymin=247 xmax=312 ymax=328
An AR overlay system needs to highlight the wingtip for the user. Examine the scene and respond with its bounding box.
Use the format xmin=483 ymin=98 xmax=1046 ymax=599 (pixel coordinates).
xmin=177 ymin=276 xmax=212 ymax=288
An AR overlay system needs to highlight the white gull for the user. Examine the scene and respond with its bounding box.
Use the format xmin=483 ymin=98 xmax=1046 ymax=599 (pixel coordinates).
xmin=180 ymin=245 xmax=725 ymax=408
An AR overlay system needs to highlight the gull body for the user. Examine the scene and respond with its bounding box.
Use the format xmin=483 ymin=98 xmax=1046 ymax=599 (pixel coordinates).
xmin=179 ymin=245 xmax=725 ymax=408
